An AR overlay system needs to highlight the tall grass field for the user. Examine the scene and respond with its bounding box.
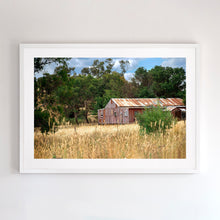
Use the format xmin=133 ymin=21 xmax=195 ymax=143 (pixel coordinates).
xmin=34 ymin=121 xmax=186 ymax=159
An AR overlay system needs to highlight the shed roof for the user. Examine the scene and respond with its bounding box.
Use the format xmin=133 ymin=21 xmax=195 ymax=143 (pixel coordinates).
xmin=111 ymin=98 xmax=184 ymax=107
xmin=167 ymin=106 xmax=186 ymax=111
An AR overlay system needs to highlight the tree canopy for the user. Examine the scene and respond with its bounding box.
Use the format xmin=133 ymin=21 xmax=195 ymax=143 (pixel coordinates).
xmin=34 ymin=58 xmax=186 ymax=132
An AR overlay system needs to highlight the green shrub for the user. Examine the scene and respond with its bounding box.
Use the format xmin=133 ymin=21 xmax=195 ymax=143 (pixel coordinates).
xmin=34 ymin=108 xmax=57 ymax=134
xmin=136 ymin=106 xmax=176 ymax=134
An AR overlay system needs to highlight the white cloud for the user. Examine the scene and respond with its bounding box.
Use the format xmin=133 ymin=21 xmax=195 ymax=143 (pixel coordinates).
xmin=161 ymin=58 xmax=186 ymax=69
xmin=44 ymin=63 xmax=57 ymax=74
xmin=113 ymin=59 xmax=121 ymax=70
xmin=124 ymin=72 xmax=135 ymax=81
xmin=36 ymin=58 xmax=140 ymax=77
xmin=127 ymin=59 xmax=138 ymax=71
xmin=68 ymin=58 xmax=94 ymax=68
xmin=36 ymin=62 xmax=58 ymax=76
xmin=112 ymin=58 xmax=138 ymax=72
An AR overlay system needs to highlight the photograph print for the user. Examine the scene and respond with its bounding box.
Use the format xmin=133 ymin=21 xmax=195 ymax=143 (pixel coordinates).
xmin=34 ymin=56 xmax=186 ymax=159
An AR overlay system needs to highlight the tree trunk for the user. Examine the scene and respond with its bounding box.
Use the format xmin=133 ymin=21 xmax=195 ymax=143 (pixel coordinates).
xmin=75 ymin=112 xmax=79 ymax=125
xmin=84 ymin=101 xmax=89 ymax=123
xmin=85 ymin=112 xmax=89 ymax=123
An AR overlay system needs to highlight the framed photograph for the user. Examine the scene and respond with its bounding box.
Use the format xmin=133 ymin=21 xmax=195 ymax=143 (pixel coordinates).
xmin=20 ymin=44 xmax=199 ymax=173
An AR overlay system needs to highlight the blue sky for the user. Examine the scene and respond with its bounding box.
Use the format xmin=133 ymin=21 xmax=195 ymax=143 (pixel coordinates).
xmin=37 ymin=57 xmax=186 ymax=81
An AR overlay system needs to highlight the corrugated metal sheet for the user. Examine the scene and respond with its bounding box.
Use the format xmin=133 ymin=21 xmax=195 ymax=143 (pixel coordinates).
xmin=166 ymin=106 xmax=177 ymax=111
xmin=167 ymin=106 xmax=186 ymax=111
xmin=112 ymin=98 xmax=184 ymax=107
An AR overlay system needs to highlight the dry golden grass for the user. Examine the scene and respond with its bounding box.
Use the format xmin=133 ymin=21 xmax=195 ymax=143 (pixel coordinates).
xmin=34 ymin=121 xmax=186 ymax=159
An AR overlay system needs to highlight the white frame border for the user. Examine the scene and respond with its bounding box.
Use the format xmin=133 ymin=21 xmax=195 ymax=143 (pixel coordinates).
xmin=20 ymin=43 xmax=200 ymax=173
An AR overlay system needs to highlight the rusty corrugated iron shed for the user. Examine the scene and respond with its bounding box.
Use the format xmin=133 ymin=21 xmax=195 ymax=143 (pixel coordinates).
xmin=112 ymin=98 xmax=184 ymax=107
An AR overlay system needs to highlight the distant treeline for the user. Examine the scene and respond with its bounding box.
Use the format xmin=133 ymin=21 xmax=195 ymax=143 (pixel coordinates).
xmin=34 ymin=58 xmax=186 ymax=133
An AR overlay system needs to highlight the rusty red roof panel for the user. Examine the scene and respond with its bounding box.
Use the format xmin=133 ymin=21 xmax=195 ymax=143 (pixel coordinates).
xmin=112 ymin=98 xmax=184 ymax=107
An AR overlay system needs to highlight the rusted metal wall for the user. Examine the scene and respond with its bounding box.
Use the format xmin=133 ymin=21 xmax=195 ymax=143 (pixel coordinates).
xmin=98 ymin=99 xmax=130 ymax=124
xmin=98 ymin=107 xmax=140 ymax=125
xmin=98 ymin=109 xmax=105 ymax=124
xmin=129 ymin=108 xmax=144 ymax=123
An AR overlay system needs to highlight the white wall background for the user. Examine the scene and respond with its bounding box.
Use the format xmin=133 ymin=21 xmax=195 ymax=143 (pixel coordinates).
xmin=0 ymin=0 xmax=219 ymax=219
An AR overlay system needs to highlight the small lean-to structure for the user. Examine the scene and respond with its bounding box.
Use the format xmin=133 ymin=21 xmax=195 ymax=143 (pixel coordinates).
xmin=98 ymin=98 xmax=186 ymax=125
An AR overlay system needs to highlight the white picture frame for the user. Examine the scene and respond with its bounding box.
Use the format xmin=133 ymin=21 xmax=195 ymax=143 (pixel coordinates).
xmin=20 ymin=43 xmax=199 ymax=173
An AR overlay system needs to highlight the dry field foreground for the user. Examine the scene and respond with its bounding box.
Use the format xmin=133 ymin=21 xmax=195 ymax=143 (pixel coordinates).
xmin=34 ymin=121 xmax=186 ymax=159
